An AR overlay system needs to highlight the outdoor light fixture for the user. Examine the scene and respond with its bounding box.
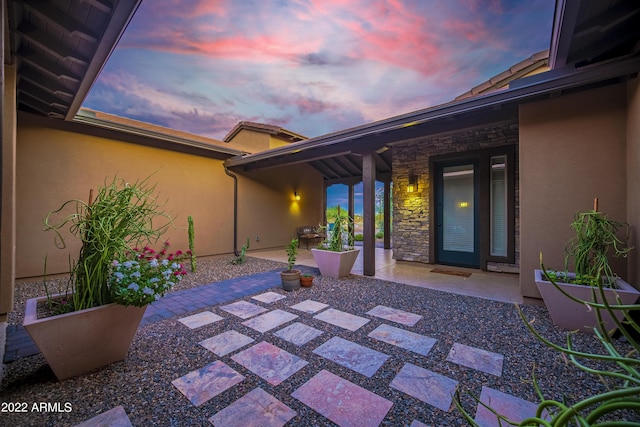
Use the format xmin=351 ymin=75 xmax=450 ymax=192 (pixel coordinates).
xmin=407 ymin=174 xmax=418 ymax=193
xmin=294 ymin=191 xmax=301 ymax=201
xmin=459 ymin=201 xmax=469 ymax=208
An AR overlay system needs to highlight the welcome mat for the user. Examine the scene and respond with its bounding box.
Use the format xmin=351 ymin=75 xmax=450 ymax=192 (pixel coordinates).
xmin=431 ymin=268 xmax=472 ymax=278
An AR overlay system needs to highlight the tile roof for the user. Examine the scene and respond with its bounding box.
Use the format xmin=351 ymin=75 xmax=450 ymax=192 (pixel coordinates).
xmin=455 ymin=50 xmax=550 ymax=101
xmin=223 ymin=121 xmax=307 ymax=143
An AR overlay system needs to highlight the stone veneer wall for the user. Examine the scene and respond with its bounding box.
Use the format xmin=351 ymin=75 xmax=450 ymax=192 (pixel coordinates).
xmin=392 ymin=122 xmax=520 ymax=271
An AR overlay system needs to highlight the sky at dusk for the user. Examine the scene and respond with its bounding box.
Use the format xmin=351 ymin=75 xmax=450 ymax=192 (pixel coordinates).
xmin=83 ymin=0 xmax=555 ymax=141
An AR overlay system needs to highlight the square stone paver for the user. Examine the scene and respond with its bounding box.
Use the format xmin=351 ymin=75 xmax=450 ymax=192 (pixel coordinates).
xmin=74 ymin=405 xmax=132 ymax=427
xmin=292 ymin=369 xmax=393 ymax=427
xmin=313 ymin=308 xmax=369 ymax=331
xmin=231 ymin=341 xmax=308 ymax=386
xmin=390 ymin=363 xmax=458 ymax=412
xmin=178 ymin=311 xmax=224 ymax=329
xmin=366 ymin=305 xmax=422 ymax=326
xmin=171 ymin=361 xmax=244 ymax=407
xmin=410 ymin=421 xmax=429 ymax=427
xmin=313 ymin=336 xmax=389 ymax=377
xmin=273 ymin=322 xmax=324 ymax=346
xmin=209 ymin=387 xmax=296 ymax=427
xmin=474 ymin=386 xmax=541 ymax=427
xmin=220 ymin=301 xmax=268 ymax=319
xmin=200 ymin=330 xmax=255 ymax=356
xmin=252 ymin=291 xmax=286 ymax=304
xmin=242 ymin=309 xmax=298 ymax=333
xmin=368 ymin=324 xmax=437 ymax=356
xmin=446 ymin=343 xmax=504 ymax=377
xmin=290 ymin=299 xmax=329 ymax=313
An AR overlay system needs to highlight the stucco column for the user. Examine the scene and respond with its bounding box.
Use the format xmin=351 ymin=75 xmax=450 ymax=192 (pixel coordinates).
xmin=362 ymin=153 xmax=376 ymax=276
xmin=1 ymin=63 xmax=17 ymax=320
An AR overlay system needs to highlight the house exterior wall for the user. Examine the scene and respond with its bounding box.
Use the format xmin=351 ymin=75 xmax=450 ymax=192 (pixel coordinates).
xmin=14 ymin=121 xmax=323 ymax=279
xmin=226 ymin=129 xmax=271 ymax=153
xmin=239 ymin=165 xmax=325 ymax=246
xmin=1 ymin=65 xmax=17 ymax=317
xmin=519 ymin=83 xmax=628 ymax=299
xmin=392 ymin=122 xmax=519 ymax=267
xmin=627 ymin=77 xmax=640 ymax=285
xmin=226 ymin=129 xmax=293 ymax=153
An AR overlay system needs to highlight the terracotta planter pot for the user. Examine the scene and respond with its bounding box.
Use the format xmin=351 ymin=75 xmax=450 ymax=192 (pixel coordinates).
xmin=311 ymin=248 xmax=360 ymax=278
xmin=300 ymin=276 xmax=313 ymax=287
xmin=23 ymin=293 xmax=146 ymax=380
xmin=281 ymin=270 xmax=301 ymax=291
xmin=534 ymin=269 xmax=640 ymax=334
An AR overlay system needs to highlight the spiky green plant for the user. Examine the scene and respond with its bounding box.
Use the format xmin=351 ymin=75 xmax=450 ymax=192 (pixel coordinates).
xmin=188 ymin=215 xmax=196 ymax=272
xmin=285 ymin=239 xmax=298 ymax=271
xmin=44 ymin=175 xmax=171 ymax=311
xmin=455 ymin=262 xmax=640 ymax=426
xmin=563 ymin=207 xmax=632 ymax=288
xmin=231 ymin=237 xmax=250 ymax=265
xmin=318 ymin=205 xmax=354 ymax=252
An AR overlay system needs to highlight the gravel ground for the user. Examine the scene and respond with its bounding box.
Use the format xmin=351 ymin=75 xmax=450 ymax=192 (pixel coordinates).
xmin=1 ymin=255 xmax=635 ymax=426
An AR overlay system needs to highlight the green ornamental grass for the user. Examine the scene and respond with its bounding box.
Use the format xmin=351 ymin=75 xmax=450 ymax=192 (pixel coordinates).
xmin=44 ymin=175 xmax=174 ymax=311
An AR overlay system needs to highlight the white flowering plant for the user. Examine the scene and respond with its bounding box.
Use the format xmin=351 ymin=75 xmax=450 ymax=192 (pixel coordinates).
xmin=109 ymin=242 xmax=187 ymax=307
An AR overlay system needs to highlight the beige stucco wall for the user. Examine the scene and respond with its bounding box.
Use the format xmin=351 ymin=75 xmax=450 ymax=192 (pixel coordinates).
xmin=238 ymin=165 xmax=325 ymax=250
xmin=1 ymin=65 xmax=17 ymax=317
xmin=627 ymin=77 xmax=640 ymax=285
xmin=226 ymin=129 xmax=271 ymax=153
xmin=227 ymin=128 xmax=295 ymax=153
xmin=15 ymin=120 xmax=324 ymax=279
xmin=519 ymin=83 xmax=628 ymax=298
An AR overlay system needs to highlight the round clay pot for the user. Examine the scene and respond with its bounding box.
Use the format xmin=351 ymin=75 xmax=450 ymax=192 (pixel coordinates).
xmin=281 ymin=270 xmax=301 ymax=291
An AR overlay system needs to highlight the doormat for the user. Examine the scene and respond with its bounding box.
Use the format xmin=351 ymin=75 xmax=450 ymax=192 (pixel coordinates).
xmin=431 ymin=268 xmax=472 ymax=277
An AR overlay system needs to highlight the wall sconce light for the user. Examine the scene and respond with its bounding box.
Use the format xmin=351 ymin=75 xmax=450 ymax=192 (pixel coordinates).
xmin=459 ymin=201 xmax=469 ymax=208
xmin=294 ymin=191 xmax=301 ymax=201
xmin=407 ymin=174 xmax=418 ymax=193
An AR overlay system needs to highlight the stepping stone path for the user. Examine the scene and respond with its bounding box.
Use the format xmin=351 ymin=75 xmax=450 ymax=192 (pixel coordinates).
xmin=78 ymin=293 xmax=540 ymax=426
xmin=178 ymin=311 xmax=224 ymax=329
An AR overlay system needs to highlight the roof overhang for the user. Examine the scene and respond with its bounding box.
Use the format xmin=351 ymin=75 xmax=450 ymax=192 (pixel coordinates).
xmin=21 ymin=111 xmax=246 ymax=160
xmin=6 ymin=0 xmax=142 ymax=120
xmin=225 ymin=55 xmax=640 ymax=180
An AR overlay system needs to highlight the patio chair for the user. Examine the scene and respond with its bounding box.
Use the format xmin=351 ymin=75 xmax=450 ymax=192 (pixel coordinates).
xmin=296 ymin=226 xmax=325 ymax=248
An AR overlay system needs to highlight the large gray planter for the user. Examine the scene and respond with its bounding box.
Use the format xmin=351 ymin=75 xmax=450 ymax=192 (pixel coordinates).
xmin=534 ymin=269 xmax=640 ymax=334
xmin=311 ymin=248 xmax=360 ymax=278
xmin=23 ymin=293 xmax=146 ymax=380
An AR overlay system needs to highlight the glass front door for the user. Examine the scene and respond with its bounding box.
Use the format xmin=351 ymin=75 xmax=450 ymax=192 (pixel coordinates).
xmin=436 ymin=161 xmax=479 ymax=267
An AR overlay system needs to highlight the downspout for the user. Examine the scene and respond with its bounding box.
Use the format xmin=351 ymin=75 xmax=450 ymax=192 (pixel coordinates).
xmin=224 ymin=165 xmax=240 ymax=256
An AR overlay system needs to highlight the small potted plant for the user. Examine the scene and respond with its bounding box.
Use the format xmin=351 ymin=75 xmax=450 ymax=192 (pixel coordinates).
xmin=311 ymin=205 xmax=360 ymax=278
xmin=281 ymin=238 xmax=300 ymax=291
xmin=300 ymin=273 xmax=314 ymax=287
xmin=534 ymin=198 xmax=639 ymax=334
xmin=23 ymin=175 xmax=188 ymax=380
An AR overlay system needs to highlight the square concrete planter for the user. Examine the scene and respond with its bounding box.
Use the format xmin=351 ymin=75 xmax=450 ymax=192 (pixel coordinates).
xmin=534 ymin=269 xmax=640 ymax=334
xmin=311 ymin=248 xmax=360 ymax=278
xmin=23 ymin=293 xmax=146 ymax=380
